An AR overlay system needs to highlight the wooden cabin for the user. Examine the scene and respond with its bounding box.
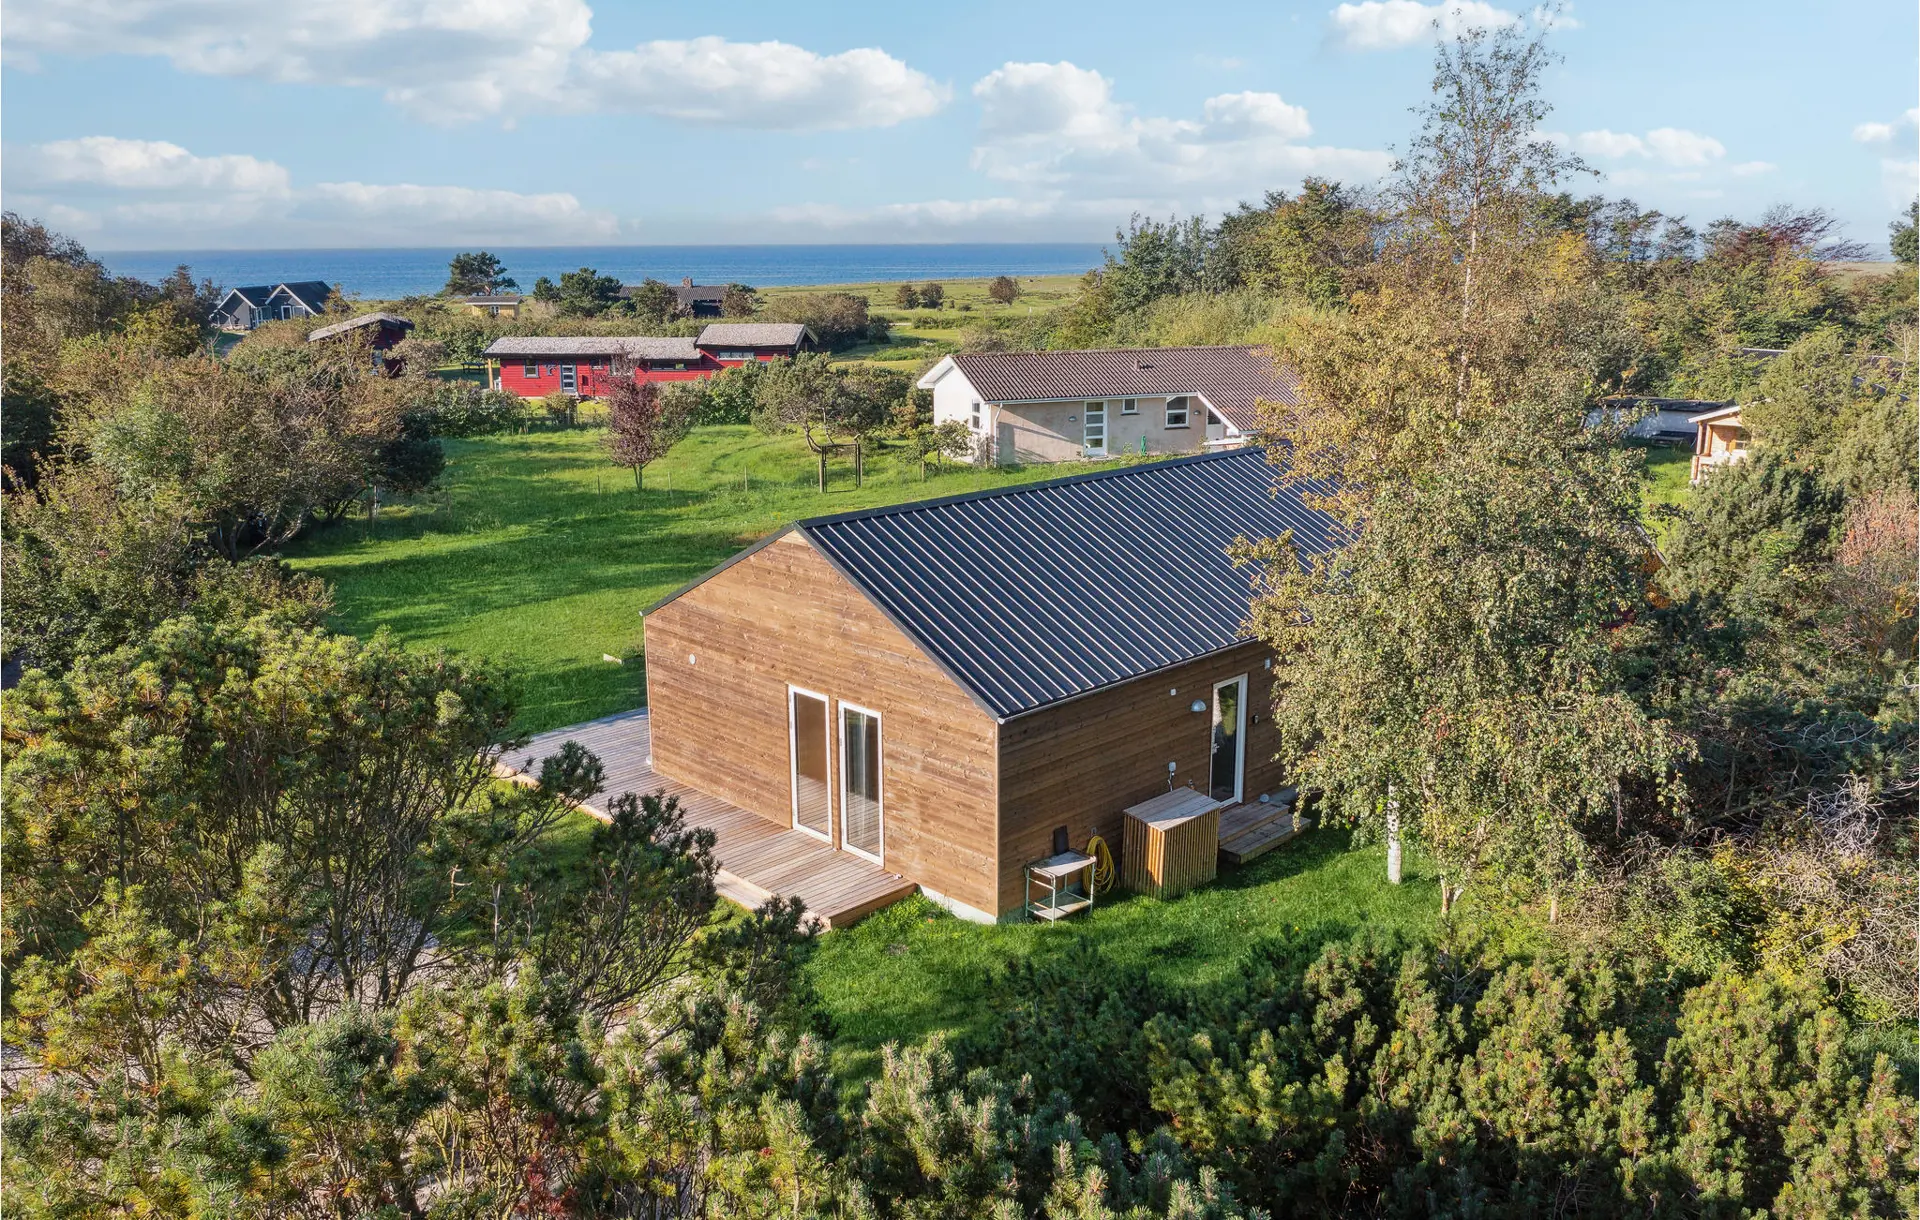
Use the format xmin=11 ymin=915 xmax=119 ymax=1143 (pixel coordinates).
xmin=1689 ymin=403 xmax=1747 ymax=482
xmin=642 ymin=448 xmax=1343 ymax=922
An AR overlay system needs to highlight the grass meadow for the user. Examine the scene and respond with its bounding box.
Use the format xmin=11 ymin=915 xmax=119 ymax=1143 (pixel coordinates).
xmin=283 ymin=424 xmax=1132 ymax=734
xmin=806 ymin=828 xmax=1442 ymax=1075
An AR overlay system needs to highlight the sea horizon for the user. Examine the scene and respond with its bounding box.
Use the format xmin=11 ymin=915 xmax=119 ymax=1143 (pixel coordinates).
xmin=97 ymin=242 xmax=1109 ymax=300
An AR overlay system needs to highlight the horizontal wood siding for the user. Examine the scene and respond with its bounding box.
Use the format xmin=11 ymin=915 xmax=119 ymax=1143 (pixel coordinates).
xmin=995 ymin=641 xmax=1285 ymax=914
xmin=645 ymin=534 xmax=1001 ymax=915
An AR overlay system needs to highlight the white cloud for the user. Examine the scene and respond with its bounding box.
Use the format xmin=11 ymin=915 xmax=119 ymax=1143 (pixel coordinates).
xmin=968 ymin=61 xmax=1384 ymax=193
xmin=1560 ymin=126 xmax=1729 ymax=168
xmin=1853 ymin=107 xmax=1920 ymax=143
xmin=0 ymin=0 xmax=944 ymax=128
xmin=1565 ymin=129 xmax=1646 ymax=159
xmin=1328 ymin=0 xmax=1521 ymax=51
xmin=1643 ymin=127 xmax=1726 ymax=167
xmin=3 ymin=0 xmax=587 ymax=122
xmin=569 ymin=37 xmax=945 ymax=129
xmin=763 ymin=63 xmax=1389 ymax=241
xmin=3 ymin=135 xmax=623 ymax=245
xmin=11 ymin=136 xmax=292 ymax=194
xmin=1728 ymin=160 xmax=1775 ymax=177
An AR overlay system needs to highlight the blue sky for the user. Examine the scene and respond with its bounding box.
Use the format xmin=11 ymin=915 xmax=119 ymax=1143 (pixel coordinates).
xmin=2 ymin=0 xmax=1914 ymax=251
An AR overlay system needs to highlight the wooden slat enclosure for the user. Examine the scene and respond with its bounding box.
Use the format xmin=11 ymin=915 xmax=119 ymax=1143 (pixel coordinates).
xmin=500 ymin=709 xmax=916 ymax=929
xmin=1120 ymin=789 xmax=1222 ymax=899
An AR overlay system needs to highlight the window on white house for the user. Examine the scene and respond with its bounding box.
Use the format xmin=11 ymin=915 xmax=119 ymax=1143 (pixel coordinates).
xmin=970 ymin=400 xmax=982 ymax=430
xmin=1166 ymin=396 xmax=1191 ymax=428
xmin=1120 ymin=398 xmax=1138 ymax=414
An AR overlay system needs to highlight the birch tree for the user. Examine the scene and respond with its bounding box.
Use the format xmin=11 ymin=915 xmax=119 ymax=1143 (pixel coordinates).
xmin=1248 ymin=23 xmax=1683 ymax=911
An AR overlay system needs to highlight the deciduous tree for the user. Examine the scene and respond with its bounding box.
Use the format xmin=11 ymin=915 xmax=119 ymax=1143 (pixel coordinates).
xmin=601 ymin=360 xmax=691 ymax=489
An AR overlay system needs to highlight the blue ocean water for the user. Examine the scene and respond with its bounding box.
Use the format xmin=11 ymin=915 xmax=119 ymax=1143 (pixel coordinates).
xmin=97 ymin=243 xmax=1107 ymax=298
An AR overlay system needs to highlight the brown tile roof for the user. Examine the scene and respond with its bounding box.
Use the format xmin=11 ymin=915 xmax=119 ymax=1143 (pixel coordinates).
xmin=948 ymin=345 xmax=1296 ymax=431
xmin=483 ymin=336 xmax=701 ymax=360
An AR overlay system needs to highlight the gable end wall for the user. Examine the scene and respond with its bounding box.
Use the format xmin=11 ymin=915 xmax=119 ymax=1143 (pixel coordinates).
xmin=644 ymin=533 xmax=1001 ymax=915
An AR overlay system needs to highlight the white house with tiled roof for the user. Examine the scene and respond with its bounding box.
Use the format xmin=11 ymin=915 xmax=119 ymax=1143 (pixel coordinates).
xmin=917 ymin=346 xmax=1296 ymax=465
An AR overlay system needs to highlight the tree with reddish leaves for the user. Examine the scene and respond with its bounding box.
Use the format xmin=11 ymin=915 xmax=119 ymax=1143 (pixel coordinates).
xmin=602 ymin=359 xmax=691 ymax=490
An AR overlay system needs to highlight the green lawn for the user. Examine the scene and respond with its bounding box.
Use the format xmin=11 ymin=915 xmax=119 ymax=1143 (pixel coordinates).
xmin=806 ymin=827 xmax=1440 ymax=1075
xmin=1638 ymin=443 xmax=1694 ymax=544
xmin=283 ymin=426 xmax=1138 ymax=734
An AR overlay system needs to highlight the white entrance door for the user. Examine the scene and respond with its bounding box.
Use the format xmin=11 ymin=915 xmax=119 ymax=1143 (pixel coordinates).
xmin=1210 ymin=675 xmax=1248 ymax=803
xmin=788 ymin=687 xmax=832 ymax=842
xmin=1083 ymin=401 xmax=1107 ymax=457
xmin=839 ymin=702 xmax=884 ymax=864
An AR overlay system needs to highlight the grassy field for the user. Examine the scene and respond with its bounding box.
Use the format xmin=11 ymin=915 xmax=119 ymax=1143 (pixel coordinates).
xmin=1639 ymin=443 xmax=1694 ymax=543
xmin=768 ymin=273 xmax=1084 ymax=369
xmin=283 ymin=425 xmax=1136 ymax=734
xmin=807 ymin=828 xmax=1440 ymax=1075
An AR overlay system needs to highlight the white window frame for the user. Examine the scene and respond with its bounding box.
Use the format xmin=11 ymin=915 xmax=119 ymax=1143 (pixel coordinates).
xmin=786 ymin=684 xmax=833 ymax=844
xmin=1083 ymin=400 xmax=1108 ymax=456
xmin=970 ymin=400 xmax=982 ymax=431
xmin=837 ymin=700 xmax=885 ymax=865
xmin=1209 ymin=674 xmax=1249 ymax=804
xmin=1120 ymin=398 xmax=1139 ymax=415
xmin=1166 ymin=396 xmax=1191 ymax=428
xmin=523 ymin=359 xmax=538 ymax=377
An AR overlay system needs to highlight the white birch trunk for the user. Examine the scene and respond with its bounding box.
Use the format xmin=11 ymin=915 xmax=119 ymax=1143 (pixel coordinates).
xmin=1386 ymin=785 xmax=1403 ymax=885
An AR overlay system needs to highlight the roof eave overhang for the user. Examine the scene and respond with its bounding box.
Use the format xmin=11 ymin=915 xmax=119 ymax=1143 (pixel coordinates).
xmin=997 ymin=636 xmax=1268 ymax=724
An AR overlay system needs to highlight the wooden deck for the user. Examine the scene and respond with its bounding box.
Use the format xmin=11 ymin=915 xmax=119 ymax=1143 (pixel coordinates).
xmin=500 ymin=710 xmax=917 ymax=929
xmin=1216 ymin=788 xmax=1311 ymax=865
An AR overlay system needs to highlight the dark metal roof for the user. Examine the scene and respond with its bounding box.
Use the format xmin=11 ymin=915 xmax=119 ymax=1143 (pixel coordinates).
xmin=219 ymin=281 xmax=333 ymax=311
xmin=307 ymin=312 xmax=413 ymax=342
xmin=648 ymin=448 xmax=1343 ymax=721
xmin=943 ymin=346 xmax=1297 ymax=432
xmin=269 ymin=281 xmax=334 ymax=312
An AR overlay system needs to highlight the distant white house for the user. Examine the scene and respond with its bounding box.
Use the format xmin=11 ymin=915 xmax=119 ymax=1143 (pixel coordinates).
xmin=916 ymin=346 xmax=1295 ymax=465
xmin=1588 ymin=396 xmax=1729 ymax=445
xmin=210 ymin=281 xmax=335 ymax=331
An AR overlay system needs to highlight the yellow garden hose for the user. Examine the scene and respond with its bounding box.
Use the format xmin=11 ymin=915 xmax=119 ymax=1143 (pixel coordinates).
xmin=1085 ymin=834 xmax=1116 ymax=893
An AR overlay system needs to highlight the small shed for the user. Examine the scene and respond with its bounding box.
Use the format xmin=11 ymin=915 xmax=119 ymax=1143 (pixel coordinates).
xmin=1120 ymin=788 xmax=1222 ymax=899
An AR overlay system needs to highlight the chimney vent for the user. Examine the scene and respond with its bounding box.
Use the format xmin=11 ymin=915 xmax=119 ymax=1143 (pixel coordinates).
xmin=682 ymin=276 xmax=693 ymax=287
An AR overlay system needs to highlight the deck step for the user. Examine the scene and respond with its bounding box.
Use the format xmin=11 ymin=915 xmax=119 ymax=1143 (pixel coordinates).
xmin=1219 ymin=816 xmax=1314 ymax=865
xmin=1216 ymin=789 xmax=1298 ymax=842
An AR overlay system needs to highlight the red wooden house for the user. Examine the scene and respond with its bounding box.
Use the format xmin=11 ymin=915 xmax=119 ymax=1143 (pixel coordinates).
xmin=484 ymin=323 xmax=813 ymax=398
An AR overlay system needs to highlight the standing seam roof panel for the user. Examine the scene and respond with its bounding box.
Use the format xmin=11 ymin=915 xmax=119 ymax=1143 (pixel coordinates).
xmin=796 ymin=448 xmax=1345 ymax=719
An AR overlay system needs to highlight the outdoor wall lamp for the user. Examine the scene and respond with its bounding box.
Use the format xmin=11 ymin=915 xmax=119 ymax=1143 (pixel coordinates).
xmin=1190 ymin=700 xmax=1206 ymax=713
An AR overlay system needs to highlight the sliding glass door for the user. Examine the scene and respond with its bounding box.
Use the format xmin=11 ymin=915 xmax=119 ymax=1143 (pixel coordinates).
xmin=839 ymin=703 xmax=884 ymax=863
xmin=788 ymin=688 xmax=831 ymax=842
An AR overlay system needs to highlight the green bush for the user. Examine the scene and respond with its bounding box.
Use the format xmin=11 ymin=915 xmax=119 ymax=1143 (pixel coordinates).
xmin=661 ymin=361 xmax=769 ymax=427
xmin=761 ymin=292 xmax=887 ymax=350
xmin=405 ymin=383 xmax=532 ymax=437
